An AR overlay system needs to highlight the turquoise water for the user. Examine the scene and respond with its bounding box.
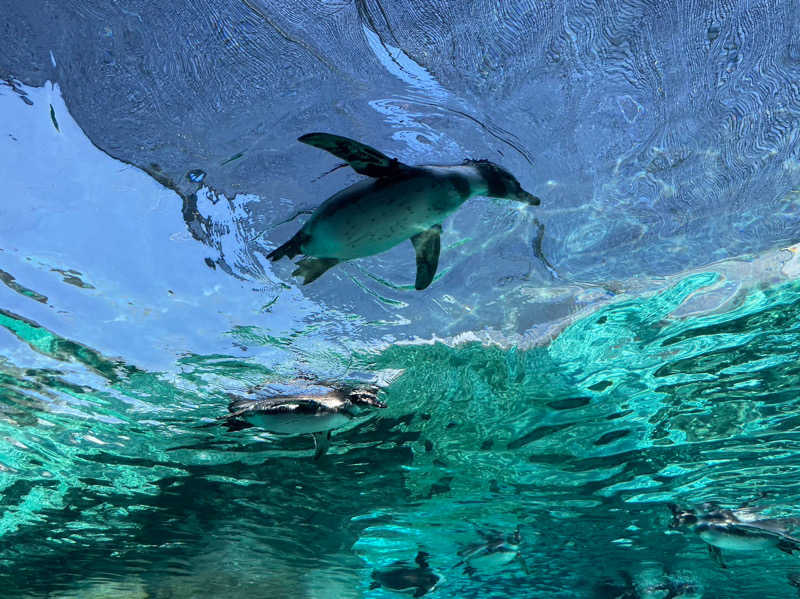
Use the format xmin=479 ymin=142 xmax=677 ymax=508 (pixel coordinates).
xmin=4 ymin=251 xmax=800 ymax=597
xmin=4 ymin=2 xmax=800 ymax=596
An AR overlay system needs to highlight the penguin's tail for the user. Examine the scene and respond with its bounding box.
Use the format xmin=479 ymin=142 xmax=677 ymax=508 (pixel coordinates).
xmin=267 ymin=231 xmax=309 ymax=262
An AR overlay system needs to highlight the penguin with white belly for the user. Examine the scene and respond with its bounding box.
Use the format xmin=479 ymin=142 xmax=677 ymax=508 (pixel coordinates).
xmin=268 ymin=133 xmax=541 ymax=290
xmin=668 ymin=502 xmax=800 ymax=568
xmin=221 ymin=384 xmax=386 ymax=459
xmin=369 ymin=551 xmax=442 ymax=597
xmin=453 ymin=527 xmax=528 ymax=577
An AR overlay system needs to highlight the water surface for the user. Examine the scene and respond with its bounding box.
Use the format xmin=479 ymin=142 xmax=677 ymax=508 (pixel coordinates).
xmin=2 ymin=2 xmax=800 ymax=597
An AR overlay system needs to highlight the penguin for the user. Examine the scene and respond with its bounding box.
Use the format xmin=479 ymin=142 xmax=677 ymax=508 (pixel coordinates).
xmin=668 ymin=502 xmax=800 ymax=568
xmin=788 ymin=572 xmax=800 ymax=596
xmin=221 ymin=384 xmax=386 ymax=459
xmin=369 ymin=551 xmax=441 ymax=597
xmin=593 ymin=571 xmax=699 ymax=599
xmin=453 ymin=527 xmax=528 ymax=576
xmin=268 ymin=132 xmax=541 ymax=290
xmin=591 ymin=570 xmax=638 ymax=599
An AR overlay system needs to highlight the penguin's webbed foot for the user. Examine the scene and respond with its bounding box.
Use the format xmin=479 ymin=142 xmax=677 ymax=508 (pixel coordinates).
xmin=223 ymin=418 xmax=253 ymax=432
xmin=292 ymin=257 xmax=340 ymax=285
xmin=777 ymin=540 xmax=799 ymax=555
xmin=707 ymin=544 xmax=727 ymax=568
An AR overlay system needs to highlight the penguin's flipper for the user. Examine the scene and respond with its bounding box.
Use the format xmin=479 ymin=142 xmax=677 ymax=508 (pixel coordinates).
xmin=228 ymin=396 xmax=259 ymax=414
xmin=312 ymin=430 xmax=331 ymax=460
xmin=464 ymin=565 xmax=476 ymax=577
xmin=369 ymin=581 xmax=381 ymax=590
xmin=223 ymin=418 xmax=254 ymax=432
xmin=410 ymin=225 xmax=442 ymax=291
xmin=292 ymin=257 xmax=340 ymax=285
xmin=707 ymin=544 xmax=727 ymax=568
xmin=298 ymin=133 xmax=407 ymax=178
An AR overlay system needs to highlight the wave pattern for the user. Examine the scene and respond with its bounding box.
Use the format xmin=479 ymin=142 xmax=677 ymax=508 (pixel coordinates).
xmin=3 ymin=2 xmax=800 ymax=597
xmin=3 ymin=1 xmax=800 ymax=328
xmin=1 ymin=269 xmax=800 ymax=596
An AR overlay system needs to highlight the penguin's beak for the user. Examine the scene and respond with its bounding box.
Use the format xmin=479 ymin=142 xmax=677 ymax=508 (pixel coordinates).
xmin=517 ymin=190 xmax=541 ymax=205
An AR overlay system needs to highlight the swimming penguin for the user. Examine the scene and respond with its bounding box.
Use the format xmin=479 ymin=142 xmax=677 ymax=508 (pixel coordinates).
xmin=222 ymin=384 xmax=386 ymax=459
xmin=369 ymin=551 xmax=441 ymax=597
xmin=592 ymin=571 xmax=639 ymax=599
xmin=453 ymin=527 xmax=528 ymax=576
xmin=668 ymin=502 xmax=800 ymax=568
xmin=593 ymin=571 xmax=699 ymax=599
xmin=268 ymin=132 xmax=541 ymax=290
xmin=788 ymin=572 xmax=800 ymax=596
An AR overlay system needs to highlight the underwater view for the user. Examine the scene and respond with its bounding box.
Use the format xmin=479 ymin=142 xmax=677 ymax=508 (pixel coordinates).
xmin=3 ymin=1 xmax=800 ymax=597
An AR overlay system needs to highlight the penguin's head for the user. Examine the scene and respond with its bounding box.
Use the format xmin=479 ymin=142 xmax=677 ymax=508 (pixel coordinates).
xmin=466 ymin=160 xmax=541 ymax=205
xmin=414 ymin=551 xmax=431 ymax=568
xmin=667 ymin=503 xmax=698 ymax=528
xmin=345 ymin=386 xmax=387 ymax=409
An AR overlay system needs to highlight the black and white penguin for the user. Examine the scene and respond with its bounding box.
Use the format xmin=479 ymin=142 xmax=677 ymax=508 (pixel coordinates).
xmin=268 ymin=133 xmax=541 ymax=290
xmin=222 ymin=384 xmax=386 ymax=459
xmin=453 ymin=527 xmax=528 ymax=576
xmin=369 ymin=551 xmax=441 ymax=597
xmin=668 ymin=502 xmax=800 ymax=568
xmin=593 ymin=571 xmax=699 ymax=599
xmin=788 ymin=572 xmax=800 ymax=596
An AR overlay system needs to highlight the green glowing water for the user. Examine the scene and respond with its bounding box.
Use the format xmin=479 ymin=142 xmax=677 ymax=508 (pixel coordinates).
xmin=3 ymin=269 xmax=800 ymax=597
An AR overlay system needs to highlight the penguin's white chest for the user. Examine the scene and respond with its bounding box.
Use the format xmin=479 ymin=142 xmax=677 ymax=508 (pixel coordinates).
xmin=698 ymin=528 xmax=772 ymax=551
xmin=302 ymin=176 xmax=465 ymax=260
xmin=467 ymin=549 xmax=517 ymax=571
xmin=244 ymin=411 xmax=351 ymax=434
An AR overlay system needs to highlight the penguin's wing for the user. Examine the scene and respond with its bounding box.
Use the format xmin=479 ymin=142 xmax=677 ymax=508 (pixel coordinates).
xmin=410 ymin=225 xmax=442 ymax=291
xmin=227 ymin=396 xmax=260 ymax=415
xmin=298 ymin=133 xmax=408 ymax=177
xmin=227 ymin=397 xmax=304 ymax=417
xmin=455 ymin=544 xmax=483 ymax=560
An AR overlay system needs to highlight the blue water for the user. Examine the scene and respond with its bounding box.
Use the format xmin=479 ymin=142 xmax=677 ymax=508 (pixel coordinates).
xmin=3 ymin=2 xmax=800 ymax=597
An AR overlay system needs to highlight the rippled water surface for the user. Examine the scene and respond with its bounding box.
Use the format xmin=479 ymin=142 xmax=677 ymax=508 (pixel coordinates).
xmin=3 ymin=1 xmax=800 ymax=597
